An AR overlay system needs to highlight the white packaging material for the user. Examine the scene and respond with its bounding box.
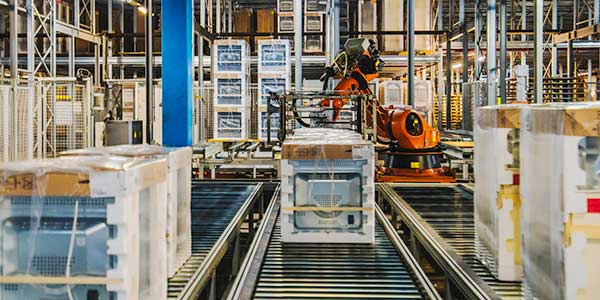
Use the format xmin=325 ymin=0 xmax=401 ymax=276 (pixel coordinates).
xmin=213 ymin=40 xmax=250 ymax=74
xmin=213 ymin=107 xmax=250 ymax=141
xmin=258 ymin=74 xmax=290 ymax=107
xmin=214 ymin=74 xmax=250 ymax=108
xmin=520 ymin=103 xmax=600 ymax=300
xmin=379 ymin=80 xmax=404 ymax=106
xmin=0 ymin=155 xmax=168 ymax=300
xmin=59 ymin=145 xmax=193 ymax=278
xmin=474 ymin=105 xmax=524 ymax=281
xmin=280 ymin=128 xmax=375 ymax=244
xmin=258 ymin=40 xmax=291 ymax=74
xmin=258 ymin=110 xmax=280 ymax=141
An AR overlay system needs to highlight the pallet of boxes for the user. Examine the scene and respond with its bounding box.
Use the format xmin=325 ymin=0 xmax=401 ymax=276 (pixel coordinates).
xmin=212 ymin=39 xmax=251 ymax=141
xmin=474 ymin=104 xmax=525 ymax=281
xmin=257 ymin=39 xmax=291 ymax=142
xmin=519 ymin=103 xmax=600 ymax=299
xmin=280 ymin=128 xmax=375 ymax=243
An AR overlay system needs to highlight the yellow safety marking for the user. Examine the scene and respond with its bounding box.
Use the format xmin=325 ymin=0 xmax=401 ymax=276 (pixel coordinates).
xmin=410 ymin=162 xmax=420 ymax=169
xmin=497 ymin=184 xmax=522 ymax=264
xmin=564 ymin=213 xmax=600 ymax=247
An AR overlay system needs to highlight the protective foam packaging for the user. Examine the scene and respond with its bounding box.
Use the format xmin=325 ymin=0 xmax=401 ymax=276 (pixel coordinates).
xmin=280 ymin=128 xmax=375 ymax=244
xmin=0 ymin=155 xmax=168 ymax=300
xmin=474 ymin=104 xmax=524 ymax=281
xmin=60 ymin=145 xmax=193 ymax=278
xmin=520 ymin=103 xmax=600 ymax=300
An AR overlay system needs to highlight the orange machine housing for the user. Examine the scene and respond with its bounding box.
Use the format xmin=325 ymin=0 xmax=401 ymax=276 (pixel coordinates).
xmin=318 ymin=38 xmax=454 ymax=183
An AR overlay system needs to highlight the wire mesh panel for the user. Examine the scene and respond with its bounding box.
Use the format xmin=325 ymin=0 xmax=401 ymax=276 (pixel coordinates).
xmin=37 ymin=79 xmax=91 ymax=158
xmin=14 ymin=87 xmax=34 ymax=161
xmin=0 ymin=85 xmax=35 ymax=162
xmin=0 ymin=86 xmax=10 ymax=162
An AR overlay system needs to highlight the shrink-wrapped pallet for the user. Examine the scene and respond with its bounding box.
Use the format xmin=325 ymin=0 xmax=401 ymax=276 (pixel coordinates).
xmin=60 ymin=145 xmax=192 ymax=278
xmin=280 ymin=128 xmax=375 ymax=243
xmin=520 ymin=103 xmax=600 ymax=300
xmin=0 ymin=155 xmax=167 ymax=300
xmin=474 ymin=104 xmax=524 ymax=281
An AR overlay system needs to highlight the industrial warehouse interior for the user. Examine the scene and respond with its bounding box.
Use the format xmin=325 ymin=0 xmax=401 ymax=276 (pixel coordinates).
xmin=0 ymin=0 xmax=599 ymax=299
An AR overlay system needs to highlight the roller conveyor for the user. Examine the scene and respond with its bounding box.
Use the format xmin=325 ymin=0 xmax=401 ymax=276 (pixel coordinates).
xmin=227 ymin=195 xmax=441 ymax=300
xmin=390 ymin=185 xmax=522 ymax=300
xmin=167 ymin=181 xmax=260 ymax=299
xmin=253 ymin=222 xmax=424 ymax=299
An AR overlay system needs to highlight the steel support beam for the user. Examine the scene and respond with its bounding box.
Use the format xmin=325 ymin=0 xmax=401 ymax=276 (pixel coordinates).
xmin=460 ymin=0 xmax=467 ymax=85
xmin=162 ymin=0 xmax=193 ymax=146
xmin=487 ymin=0 xmax=497 ymax=106
xmin=294 ymin=0 xmax=302 ymax=91
xmin=446 ymin=0 xmax=453 ymax=129
xmin=499 ymin=0 xmax=507 ymax=104
xmin=145 ymin=0 xmax=154 ymax=143
xmin=551 ymin=0 xmax=558 ymax=76
xmin=407 ymin=0 xmax=415 ymax=106
xmin=534 ymin=0 xmax=544 ymax=103
xmin=474 ymin=0 xmax=481 ymax=80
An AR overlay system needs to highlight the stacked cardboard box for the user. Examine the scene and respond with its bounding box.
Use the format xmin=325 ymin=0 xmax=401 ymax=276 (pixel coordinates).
xmin=474 ymin=104 xmax=525 ymax=281
xmin=280 ymin=128 xmax=375 ymax=243
xmin=0 ymin=155 xmax=168 ymax=300
xmin=258 ymin=39 xmax=291 ymax=141
xmin=212 ymin=40 xmax=251 ymax=141
xmin=520 ymin=103 xmax=600 ymax=299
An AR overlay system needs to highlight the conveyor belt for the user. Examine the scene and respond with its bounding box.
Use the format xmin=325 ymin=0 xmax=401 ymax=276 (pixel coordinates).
xmin=392 ymin=185 xmax=522 ymax=300
xmin=167 ymin=181 xmax=259 ymax=299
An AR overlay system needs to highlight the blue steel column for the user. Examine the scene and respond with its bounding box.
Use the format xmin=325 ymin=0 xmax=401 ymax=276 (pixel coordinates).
xmin=162 ymin=0 xmax=194 ymax=146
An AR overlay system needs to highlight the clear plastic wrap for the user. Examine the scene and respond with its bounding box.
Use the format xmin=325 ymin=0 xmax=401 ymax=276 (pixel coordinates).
xmin=0 ymin=155 xmax=167 ymax=300
xmin=213 ymin=40 xmax=249 ymax=73
xmin=474 ymin=104 xmax=524 ymax=281
xmin=60 ymin=145 xmax=193 ymax=278
xmin=280 ymin=128 xmax=375 ymax=244
xmin=257 ymin=39 xmax=291 ymax=74
xmin=213 ymin=109 xmax=248 ymax=140
xmin=520 ymin=103 xmax=600 ymax=300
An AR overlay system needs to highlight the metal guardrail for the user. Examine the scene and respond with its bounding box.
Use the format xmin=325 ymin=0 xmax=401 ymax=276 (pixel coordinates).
xmin=167 ymin=181 xmax=267 ymax=300
xmin=378 ymin=183 xmax=500 ymax=300
xmin=227 ymin=199 xmax=442 ymax=300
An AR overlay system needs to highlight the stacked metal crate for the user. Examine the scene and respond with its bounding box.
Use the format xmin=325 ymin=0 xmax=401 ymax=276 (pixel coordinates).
xmin=257 ymin=39 xmax=291 ymax=141
xmin=212 ymin=40 xmax=251 ymax=141
xmin=304 ymin=0 xmax=326 ymax=52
